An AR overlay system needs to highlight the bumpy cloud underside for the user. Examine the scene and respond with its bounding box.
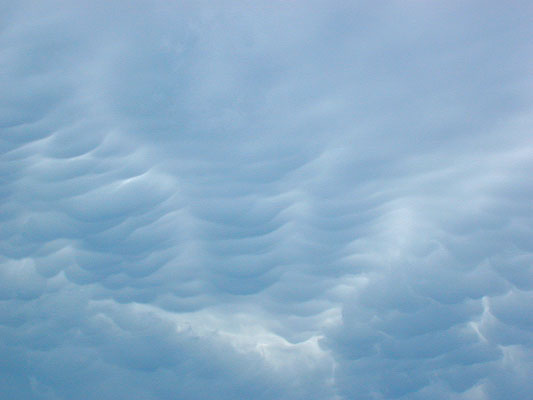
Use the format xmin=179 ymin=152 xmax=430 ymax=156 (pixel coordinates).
xmin=1 ymin=1 xmax=532 ymax=399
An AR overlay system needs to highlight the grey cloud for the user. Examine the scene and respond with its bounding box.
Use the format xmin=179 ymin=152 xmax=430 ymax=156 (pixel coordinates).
xmin=1 ymin=0 xmax=532 ymax=399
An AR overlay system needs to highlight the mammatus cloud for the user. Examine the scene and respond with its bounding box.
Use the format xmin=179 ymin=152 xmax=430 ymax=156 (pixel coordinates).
xmin=1 ymin=0 xmax=532 ymax=399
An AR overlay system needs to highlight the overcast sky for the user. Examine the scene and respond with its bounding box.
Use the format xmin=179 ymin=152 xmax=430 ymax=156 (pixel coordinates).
xmin=1 ymin=1 xmax=532 ymax=399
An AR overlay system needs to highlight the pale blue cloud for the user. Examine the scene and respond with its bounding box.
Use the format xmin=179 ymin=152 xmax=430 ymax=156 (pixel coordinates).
xmin=1 ymin=1 xmax=532 ymax=399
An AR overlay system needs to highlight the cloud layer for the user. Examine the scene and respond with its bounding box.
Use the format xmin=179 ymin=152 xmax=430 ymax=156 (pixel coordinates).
xmin=1 ymin=1 xmax=532 ymax=399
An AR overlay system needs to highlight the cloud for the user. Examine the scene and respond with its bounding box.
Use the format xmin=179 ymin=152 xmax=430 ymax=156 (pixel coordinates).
xmin=1 ymin=0 xmax=532 ymax=399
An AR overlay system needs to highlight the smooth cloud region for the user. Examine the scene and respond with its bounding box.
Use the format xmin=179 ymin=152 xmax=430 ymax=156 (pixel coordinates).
xmin=1 ymin=0 xmax=532 ymax=399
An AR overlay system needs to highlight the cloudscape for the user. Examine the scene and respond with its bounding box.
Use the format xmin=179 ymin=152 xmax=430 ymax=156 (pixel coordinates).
xmin=1 ymin=1 xmax=532 ymax=399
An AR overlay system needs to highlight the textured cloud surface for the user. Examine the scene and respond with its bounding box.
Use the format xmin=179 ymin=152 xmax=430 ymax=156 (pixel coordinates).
xmin=1 ymin=1 xmax=532 ymax=399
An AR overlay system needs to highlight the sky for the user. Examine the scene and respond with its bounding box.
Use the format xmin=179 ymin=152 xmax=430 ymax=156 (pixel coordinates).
xmin=1 ymin=1 xmax=532 ymax=399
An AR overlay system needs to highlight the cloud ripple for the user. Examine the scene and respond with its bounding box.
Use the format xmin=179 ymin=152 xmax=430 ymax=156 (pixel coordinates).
xmin=1 ymin=1 xmax=532 ymax=399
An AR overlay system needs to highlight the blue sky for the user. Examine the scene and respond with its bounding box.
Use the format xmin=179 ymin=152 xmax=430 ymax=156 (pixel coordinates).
xmin=1 ymin=1 xmax=532 ymax=399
